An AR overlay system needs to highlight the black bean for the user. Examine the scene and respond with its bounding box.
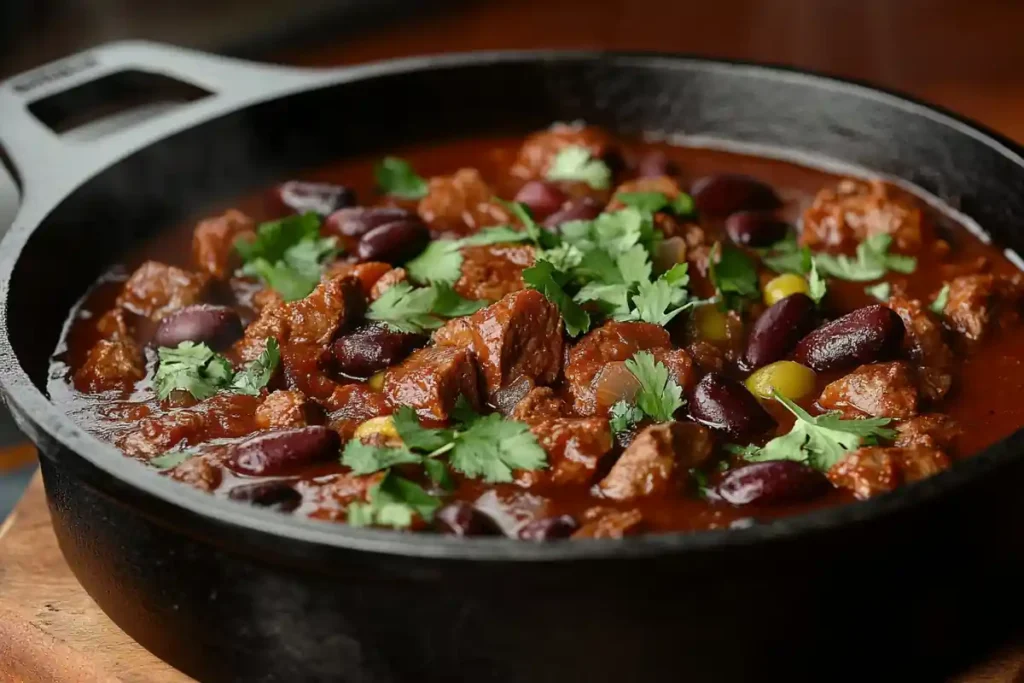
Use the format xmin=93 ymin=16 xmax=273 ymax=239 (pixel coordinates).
xmin=744 ymin=294 xmax=817 ymax=369
xmin=794 ymin=305 xmax=905 ymax=371
xmin=636 ymin=151 xmax=678 ymax=178
xmin=725 ymin=211 xmax=790 ymax=247
xmin=542 ymin=197 xmax=603 ymax=228
xmin=513 ymin=181 xmax=568 ymax=219
xmin=718 ymin=461 xmax=829 ymax=506
xmin=435 ymin=502 xmax=504 ymax=537
xmin=690 ymin=174 xmax=781 ymax=217
xmin=229 ymin=426 xmax=340 ymax=477
xmin=356 ymin=218 xmax=430 ymax=265
xmin=332 ymin=324 xmax=427 ymax=379
xmin=518 ymin=515 xmax=578 ymax=541
xmin=689 ymin=373 xmax=774 ymax=440
xmin=323 ymin=207 xmax=415 ymax=240
xmin=276 ymin=180 xmax=355 ymax=217
xmin=153 ymin=304 xmax=243 ymax=351
xmin=227 ymin=480 xmax=302 ymax=512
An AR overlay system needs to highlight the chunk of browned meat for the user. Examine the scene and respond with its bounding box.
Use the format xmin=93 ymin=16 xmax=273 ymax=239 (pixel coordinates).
xmin=801 ymin=179 xmax=926 ymax=252
xmin=651 ymin=348 xmax=697 ymax=392
xmin=167 ymin=450 xmax=226 ymax=492
xmin=323 ymin=261 xmax=393 ymax=297
xmin=96 ymin=307 xmax=133 ymax=341
xmin=828 ymin=446 xmax=951 ymax=500
xmin=510 ymin=387 xmax=568 ymax=425
xmin=573 ymin=508 xmax=645 ymax=539
xmin=369 ymin=267 xmax=407 ymax=301
xmin=885 ymin=296 xmax=954 ymax=401
xmin=817 ymin=361 xmax=919 ymax=419
xmin=454 ymin=243 xmax=535 ymax=301
xmin=326 ymin=385 xmax=392 ymax=440
xmin=607 ymin=176 xmax=682 ymax=211
xmin=511 ymin=123 xmax=612 ymax=180
xmin=117 ymin=261 xmax=211 ymax=321
xmin=250 ymin=286 xmax=284 ymax=313
xmin=298 ymin=471 xmax=385 ymax=522
xmin=286 ymin=274 xmax=365 ymax=345
xmin=598 ymin=422 xmax=713 ymax=501
xmin=457 ymin=290 xmax=564 ymax=398
xmin=944 ymin=273 xmax=1024 ymax=341
xmin=193 ymin=209 xmax=256 ymax=278
xmin=686 ymin=340 xmax=727 ymax=373
xmin=383 ymin=345 xmax=481 ymax=421
xmin=895 ymin=414 xmax=961 ymax=451
xmin=73 ymin=339 xmax=145 ymax=393
xmin=516 ymin=418 xmax=614 ymax=488
xmin=417 ymin=168 xmax=511 ymax=237
xmin=117 ymin=394 xmax=260 ymax=458
xmin=255 ymin=390 xmax=321 ymax=429
xmin=565 ymin=321 xmax=673 ymax=414
xmin=233 ymin=300 xmax=290 ymax=363
xmin=432 ymin=316 xmax=475 ymax=348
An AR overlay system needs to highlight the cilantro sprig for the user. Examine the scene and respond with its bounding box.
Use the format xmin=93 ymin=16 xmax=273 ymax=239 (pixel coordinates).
xmin=154 ymin=339 xmax=279 ymax=401
xmin=405 ymin=225 xmax=531 ymax=284
xmin=545 ymin=146 xmax=611 ymax=190
xmin=608 ymin=351 xmax=685 ymax=434
xmin=235 ymin=213 xmax=338 ymax=301
xmin=865 ymin=282 xmax=892 ymax=302
xmin=347 ymin=471 xmax=441 ymax=529
xmin=616 ymin=191 xmax=696 ymax=217
xmin=710 ymin=243 xmax=760 ymax=311
xmin=374 ymin=156 xmax=428 ymax=200
xmin=366 ymin=282 xmax=486 ymax=333
xmin=929 ymin=283 xmax=950 ymax=314
xmin=813 ymin=234 xmax=916 ymax=282
xmin=522 ymin=261 xmax=592 ymax=337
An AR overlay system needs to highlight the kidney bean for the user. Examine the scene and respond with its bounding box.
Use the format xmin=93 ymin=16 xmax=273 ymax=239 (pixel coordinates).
xmin=227 ymin=480 xmax=302 ymax=512
xmin=690 ymin=174 xmax=781 ymax=217
xmin=519 ymin=515 xmax=578 ymax=541
xmin=744 ymin=294 xmax=816 ymax=369
xmin=436 ymin=502 xmax=504 ymax=537
xmin=543 ymin=197 xmax=603 ymax=228
xmin=689 ymin=373 xmax=774 ymax=440
xmin=332 ymin=324 xmax=427 ymax=379
xmin=356 ymin=217 xmax=430 ymax=265
xmin=153 ymin=304 xmax=243 ymax=351
xmin=276 ymin=180 xmax=355 ymax=217
xmin=725 ymin=211 xmax=790 ymax=247
xmin=718 ymin=461 xmax=829 ymax=506
xmin=514 ymin=181 xmax=568 ymax=219
xmin=636 ymin=150 xmax=678 ymax=178
xmin=229 ymin=426 xmax=340 ymax=477
xmin=324 ymin=207 xmax=414 ymax=241
xmin=794 ymin=305 xmax=905 ymax=371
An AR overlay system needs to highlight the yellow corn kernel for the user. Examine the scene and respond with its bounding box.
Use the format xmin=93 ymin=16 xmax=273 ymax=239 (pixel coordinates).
xmin=368 ymin=371 xmax=386 ymax=392
xmin=745 ymin=361 xmax=816 ymax=401
xmin=693 ymin=304 xmax=730 ymax=342
xmin=763 ymin=273 xmax=810 ymax=306
xmin=353 ymin=416 xmax=400 ymax=442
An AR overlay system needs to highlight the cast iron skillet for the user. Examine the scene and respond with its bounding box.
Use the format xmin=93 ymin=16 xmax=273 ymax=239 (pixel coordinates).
xmin=2 ymin=42 xmax=1024 ymax=683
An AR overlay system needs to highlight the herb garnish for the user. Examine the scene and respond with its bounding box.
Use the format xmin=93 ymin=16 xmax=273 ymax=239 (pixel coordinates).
xmin=813 ymin=234 xmax=916 ymax=282
xmin=864 ymin=282 xmax=892 ymax=302
xmin=522 ymin=260 xmax=592 ymax=337
xmin=154 ymin=339 xmax=279 ymax=401
xmin=366 ymin=282 xmax=486 ymax=334
xmin=405 ymin=226 xmax=531 ymax=284
xmin=616 ymin=191 xmax=696 ymax=217
xmin=150 ymin=449 xmax=198 ymax=471
xmin=347 ymin=471 xmax=441 ymax=529
xmin=374 ymin=156 xmax=429 ymax=199
xmin=807 ymin=260 xmax=827 ymax=304
xmin=608 ymin=351 xmax=686 ymax=434
xmin=760 ymin=235 xmax=812 ymax=275
xmin=710 ymin=243 xmax=760 ymax=311
xmin=235 ymin=213 xmax=338 ymax=301
xmin=545 ymin=146 xmax=611 ymax=190
xmin=929 ymin=283 xmax=951 ymax=314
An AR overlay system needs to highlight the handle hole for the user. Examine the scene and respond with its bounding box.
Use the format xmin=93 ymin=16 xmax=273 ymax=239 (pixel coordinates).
xmin=27 ymin=69 xmax=211 ymax=137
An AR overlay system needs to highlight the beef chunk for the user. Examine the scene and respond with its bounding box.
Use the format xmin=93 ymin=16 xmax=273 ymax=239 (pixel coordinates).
xmin=828 ymin=446 xmax=951 ymax=499
xmin=454 ymin=243 xmax=535 ymax=301
xmin=417 ymin=168 xmax=511 ymax=236
xmin=473 ymin=489 xmax=554 ymax=537
xmin=565 ymin=321 xmax=673 ymax=414
xmin=117 ymin=394 xmax=260 ymax=458
xmin=510 ymin=386 xmax=568 ymax=424
xmin=324 ymin=261 xmax=394 ymax=298
xmin=432 ymin=316 xmax=475 ymax=348
xmin=885 ymin=296 xmax=954 ymax=401
xmin=817 ymin=361 xmax=919 ymax=419
xmin=327 ymin=384 xmax=392 ymax=439
xmin=598 ymin=422 xmax=713 ymax=501
xmin=298 ymin=471 xmax=385 ymax=522
xmin=193 ymin=209 xmax=256 ymax=278
xmin=369 ymin=267 xmax=407 ymax=301
xmin=944 ymin=273 xmax=1024 ymax=341
xmin=651 ymin=348 xmax=696 ymax=391
xmin=895 ymin=414 xmax=961 ymax=451
xmin=516 ymin=417 xmax=614 ymax=488
xmin=73 ymin=339 xmax=145 ymax=393
xmin=457 ymin=290 xmax=564 ymax=398
xmin=511 ymin=123 xmax=612 ymax=180
xmin=383 ymin=345 xmax=481 ymax=421
xmin=117 ymin=261 xmax=211 ymax=321
xmin=573 ymin=508 xmax=645 ymax=539
xmin=801 ymin=179 xmax=926 ymax=251
xmin=233 ymin=300 xmax=290 ymax=363
xmin=167 ymin=450 xmax=226 ymax=492
xmin=286 ymin=274 xmax=366 ymax=345
xmin=255 ymin=390 xmax=321 ymax=430
xmin=96 ymin=307 xmax=133 ymax=341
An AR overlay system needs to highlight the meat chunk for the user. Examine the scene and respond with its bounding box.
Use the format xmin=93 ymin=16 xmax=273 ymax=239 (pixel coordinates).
xmin=651 ymin=348 xmax=697 ymax=392
xmin=510 ymin=386 xmax=568 ymax=425
xmin=383 ymin=345 xmax=481 ymax=422
xmin=516 ymin=418 xmax=614 ymax=488
xmin=801 ymin=179 xmax=925 ymax=252
xmin=511 ymin=123 xmax=612 ymax=180
xmin=255 ymin=390 xmax=321 ymax=430
xmin=327 ymin=384 xmax=392 ymax=439
xmin=454 ymin=243 xmax=535 ymax=301
xmin=827 ymin=446 xmax=951 ymax=500
xmin=564 ymin=321 xmax=673 ymax=414
xmin=73 ymin=339 xmax=145 ymax=393
xmin=117 ymin=394 xmax=260 ymax=458
xmin=286 ymin=274 xmax=366 ymax=345
xmin=895 ymin=414 xmax=961 ymax=452
xmin=885 ymin=296 xmax=954 ymax=401
xmin=432 ymin=316 xmax=475 ymax=348
xmin=369 ymin=267 xmax=407 ymax=301
xmin=192 ymin=209 xmax=256 ymax=278
xmin=298 ymin=471 xmax=385 ymax=522
xmin=233 ymin=300 xmax=290 ymax=363
xmin=417 ymin=168 xmax=511 ymax=236
xmin=324 ymin=261 xmax=394 ymax=298
xmin=96 ymin=307 xmax=133 ymax=341
xmin=573 ymin=508 xmax=645 ymax=539
xmin=167 ymin=451 xmax=225 ymax=492
xmin=598 ymin=422 xmax=713 ymax=501
xmin=117 ymin=261 xmax=211 ymax=321
xmin=817 ymin=361 xmax=919 ymax=419
xmin=457 ymin=290 xmax=564 ymax=398
xmin=944 ymin=273 xmax=1024 ymax=341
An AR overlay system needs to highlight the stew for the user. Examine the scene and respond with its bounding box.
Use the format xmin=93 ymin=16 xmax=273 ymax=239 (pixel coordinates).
xmin=48 ymin=124 xmax=1024 ymax=539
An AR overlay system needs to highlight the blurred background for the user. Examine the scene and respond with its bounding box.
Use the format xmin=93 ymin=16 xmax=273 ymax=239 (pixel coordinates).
xmin=0 ymin=0 xmax=1023 ymax=517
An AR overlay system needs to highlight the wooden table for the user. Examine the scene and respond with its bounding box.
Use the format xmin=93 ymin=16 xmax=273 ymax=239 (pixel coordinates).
xmin=4 ymin=0 xmax=1024 ymax=680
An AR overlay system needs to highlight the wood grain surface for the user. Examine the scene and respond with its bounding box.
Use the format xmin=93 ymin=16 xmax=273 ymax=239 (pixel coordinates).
xmin=3 ymin=0 xmax=1024 ymax=680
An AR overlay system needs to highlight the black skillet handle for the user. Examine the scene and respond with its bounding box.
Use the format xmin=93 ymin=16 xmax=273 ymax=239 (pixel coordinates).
xmin=0 ymin=41 xmax=323 ymax=217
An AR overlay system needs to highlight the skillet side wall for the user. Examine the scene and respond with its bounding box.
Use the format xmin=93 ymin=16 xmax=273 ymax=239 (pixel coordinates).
xmin=5 ymin=55 xmax=1024 ymax=681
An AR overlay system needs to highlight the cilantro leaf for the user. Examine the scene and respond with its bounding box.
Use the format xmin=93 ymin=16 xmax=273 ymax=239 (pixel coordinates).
xmin=807 ymin=260 xmax=827 ymax=305
xmin=671 ymin=192 xmax=696 ymax=217
xmin=814 ymin=234 xmax=917 ymax=282
xmin=760 ymin=235 xmax=812 ymax=274
xmin=235 ymin=213 xmax=320 ymax=264
xmin=615 ymin=191 xmax=696 ymax=217
xmin=609 ymin=400 xmax=643 ymax=435
xmin=448 ymin=412 xmax=548 ymax=483
xmin=342 ymin=440 xmax=422 ymax=475
xmin=545 ymin=146 xmax=611 ymax=190
xmin=929 ymin=283 xmax=950 ymax=314
xmin=616 ymin=245 xmax=652 ymax=285
xmin=392 ymin=406 xmax=452 ymax=453
xmin=374 ymin=156 xmax=428 ymax=199
xmin=347 ymin=471 xmax=441 ymax=529
xmin=155 ymin=342 xmax=234 ymax=400
xmin=366 ymin=283 xmax=483 ymax=334
xmin=623 ymin=264 xmax=700 ymax=326
xmin=405 ymin=226 xmax=531 ymax=285
xmin=431 ymin=282 xmax=487 ymax=318
xmin=522 ymin=260 xmax=591 ymax=337
xmin=230 ymin=338 xmax=280 ymax=396
xmin=150 ymin=449 xmax=197 ymax=470
xmin=864 ymin=282 xmax=892 ymax=302
xmin=494 ymin=199 xmax=552 ymax=247
xmin=624 ymin=351 xmax=685 ymax=422
xmin=537 ymin=243 xmax=584 ymax=271
xmin=710 ymin=243 xmax=760 ymax=310
xmin=236 ymin=213 xmax=337 ymax=301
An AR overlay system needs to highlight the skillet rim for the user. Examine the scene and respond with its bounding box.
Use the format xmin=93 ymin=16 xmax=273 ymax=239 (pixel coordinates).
xmin=1 ymin=47 xmax=1023 ymax=562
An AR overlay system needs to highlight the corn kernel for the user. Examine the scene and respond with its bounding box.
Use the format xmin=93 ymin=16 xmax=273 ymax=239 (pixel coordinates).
xmin=693 ymin=304 xmax=730 ymax=342
xmin=353 ymin=416 xmax=400 ymax=442
xmin=763 ymin=273 xmax=810 ymax=306
xmin=745 ymin=361 xmax=816 ymax=401
xmin=368 ymin=371 xmax=386 ymax=392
